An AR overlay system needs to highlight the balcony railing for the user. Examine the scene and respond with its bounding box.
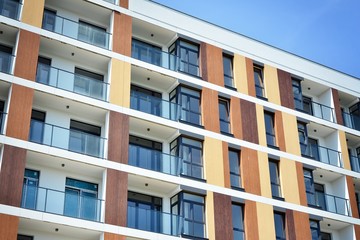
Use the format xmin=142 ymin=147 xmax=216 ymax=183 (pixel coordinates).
xmin=21 ymin=184 xmax=103 ymax=222
xmin=0 ymin=112 xmax=6 ymax=134
xmin=29 ymin=119 xmax=105 ymax=158
xmin=0 ymin=0 xmax=21 ymax=20
xmin=42 ymin=11 xmax=110 ymax=49
xmin=127 ymin=205 xmax=182 ymax=236
xmin=350 ymin=155 xmax=360 ymax=173
xmin=294 ymin=98 xmax=335 ymax=122
xmin=36 ymin=63 xmax=108 ymax=101
xmin=300 ymin=143 xmax=343 ymax=168
xmin=0 ymin=51 xmax=14 ymax=74
xmin=306 ymin=191 xmax=350 ymax=216
xmin=342 ymin=112 xmax=360 ymax=131
xmin=233 ymin=229 xmax=245 ymax=240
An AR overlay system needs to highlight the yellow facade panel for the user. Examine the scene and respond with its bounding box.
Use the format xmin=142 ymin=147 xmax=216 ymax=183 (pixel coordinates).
xmin=264 ymin=64 xmax=281 ymax=105
xmin=233 ymin=54 xmax=248 ymax=95
xmin=256 ymin=202 xmax=276 ymax=240
xmin=21 ymin=0 xmax=45 ymax=28
xmin=279 ymin=157 xmax=301 ymax=204
xmin=257 ymin=151 xmax=272 ymax=198
xmin=205 ymin=191 xmax=216 ymax=240
xmin=255 ymin=104 xmax=267 ymax=147
xmin=339 ymin=130 xmax=351 ymax=170
xmin=110 ymin=58 xmax=131 ymax=107
xmin=282 ymin=112 xmax=301 ymax=155
xmin=204 ymin=137 xmax=225 ymax=186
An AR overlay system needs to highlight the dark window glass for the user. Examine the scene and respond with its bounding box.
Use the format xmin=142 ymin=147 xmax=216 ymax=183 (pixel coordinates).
xmin=21 ymin=169 xmax=40 ymax=210
xmin=131 ymin=38 xmax=162 ymax=66
xmin=129 ymin=135 xmax=162 ymax=171
xmin=0 ymin=44 xmax=12 ymax=73
xmin=29 ymin=109 xmax=46 ymax=143
xmin=69 ymin=120 xmax=101 ymax=157
xmin=309 ymin=219 xmax=320 ymax=240
xmin=42 ymin=9 xmax=56 ymax=31
xmin=254 ymin=65 xmax=265 ymax=98
xmin=219 ymin=98 xmax=231 ymax=134
xmin=321 ymin=232 xmax=332 ymax=240
xmin=0 ymin=0 xmax=20 ymax=19
xmin=232 ymin=203 xmax=245 ymax=240
xmin=36 ymin=56 xmax=52 ymax=84
xmin=64 ymin=178 xmax=98 ymax=221
xmin=264 ymin=111 xmax=276 ymax=147
xmin=269 ymin=160 xmax=282 ymax=198
xmin=292 ymin=78 xmax=303 ymax=111
xmin=229 ymin=149 xmax=242 ymax=189
xmin=223 ymin=54 xmax=234 ymax=88
xmin=274 ymin=212 xmax=286 ymax=240
xmin=350 ymin=102 xmax=360 ymax=130
xmin=303 ymin=96 xmax=313 ymax=115
xmin=17 ymin=235 xmax=34 ymax=240
xmin=169 ymin=39 xmax=199 ymax=76
xmin=127 ymin=191 xmax=162 ymax=233
xmin=130 ymin=85 xmax=162 ymax=116
xmin=70 ymin=120 xmax=101 ymax=136
xmin=304 ymin=169 xmax=316 ymax=206
xmin=171 ymin=136 xmax=203 ymax=179
xmin=78 ymin=20 xmax=107 ymax=47
xmin=314 ymin=183 xmax=326 ymax=210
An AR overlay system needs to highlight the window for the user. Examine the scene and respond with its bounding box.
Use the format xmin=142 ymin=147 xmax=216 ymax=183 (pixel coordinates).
xmin=74 ymin=67 xmax=104 ymax=99
xmin=232 ymin=203 xmax=245 ymax=240
xmin=274 ymin=212 xmax=286 ymax=240
xmin=304 ymin=169 xmax=316 ymax=207
xmin=130 ymin=85 xmax=162 ymax=116
xmin=78 ymin=20 xmax=107 ymax=48
xmin=69 ymin=120 xmax=101 ymax=157
xmin=42 ymin=9 xmax=56 ymax=31
xmin=303 ymin=96 xmax=313 ymax=115
xmin=292 ymin=78 xmax=303 ymax=111
xmin=223 ymin=54 xmax=234 ymax=88
xmin=169 ymin=39 xmax=200 ymax=76
xmin=350 ymin=102 xmax=360 ymax=130
xmin=321 ymin=232 xmax=332 ymax=240
xmin=21 ymin=169 xmax=40 ymax=210
xmin=219 ymin=98 xmax=231 ymax=134
xmin=170 ymin=136 xmax=203 ymax=179
xmin=310 ymin=219 xmax=320 ymax=240
xmin=17 ymin=235 xmax=34 ymax=240
xmin=131 ymin=38 xmax=162 ymax=66
xmin=129 ymin=135 xmax=162 ymax=171
xmin=0 ymin=100 xmax=4 ymax=133
xmin=171 ymin=192 xmax=205 ymax=239
xmin=127 ymin=191 xmax=162 ymax=233
xmin=0 ymin=0 xmax=20 ymax=19
xmin=29 ymin=109 xmax=46 ymax=144
xmin=298 ymin=122 xmax=320 ymax=160
xmin=229 ymin=149 xmax=242 ymax=189
xmin=0 ymin=44 xmax=12 ymax=73
xmin=269 ymin=160 xmax=282 ymax=199
xmin=64 ymin=178 xmax=98 ymax=221
xmin=264 ymin=111 xmax=277 ymax=148
xmin=36 ymin=56 xmax=51 ymax=84
xmin=314 ymin=183 xmax=326 ymax=210
xmin=254 ymin=65 xmax=265 ymax=98
xmin=170 ymin=85 xmax=201 ymax=126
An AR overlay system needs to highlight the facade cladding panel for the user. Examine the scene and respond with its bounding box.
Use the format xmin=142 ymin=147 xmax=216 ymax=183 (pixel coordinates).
xmin=0 ymin=0 xmax=359 ymax=240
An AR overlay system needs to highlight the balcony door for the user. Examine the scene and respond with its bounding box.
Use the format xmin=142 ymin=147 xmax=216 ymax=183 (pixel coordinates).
xmin=350 ymin=102 xmax=360 ymax=130
xmin=0 ymin=0 xmax=20 ymax=19
xmin=78 ymin=20 xmax=107 ymax=48
xmin=36 ymin=56 xmax=52 ymax=84
xmin=21 ymin=169 xmax=40 ymax=209
xmin=131 ymin=38 xmax=162 ymax=66
xmin=69 ymin=120 xmax=101 ymax=157
xmin=314 ymin=183 xmax=327 ymax=211
xmin=0 ymin=44 xmax=12 ymax=73
xmin=42 ymin=9 xmax=56 ymax=32
xmin=130 ymin=85 xmax=162 ymax=116
xmin=129 ymin=135 xmax=162 ymax=171
xmin=29 ymin=110 xmax=46 ymax=144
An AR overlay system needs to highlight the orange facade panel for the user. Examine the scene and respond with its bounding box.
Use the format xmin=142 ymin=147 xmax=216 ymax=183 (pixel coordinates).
xmin=113 ymin=12 xmax=132 ymax=56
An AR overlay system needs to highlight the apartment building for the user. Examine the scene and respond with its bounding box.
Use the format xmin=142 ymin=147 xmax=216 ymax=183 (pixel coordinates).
xmin=0 ymin=0 xmax=360 ymax=239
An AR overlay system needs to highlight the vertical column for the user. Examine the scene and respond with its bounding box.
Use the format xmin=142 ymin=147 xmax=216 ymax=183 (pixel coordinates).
xmin=109 ymin=59 xmax=131 ymax=107
xmin=245 ymin=58 xmax=256 ymax=97
xmin=113 ymin=12 xmax=132 ymax=56
xmin=213 ymin=193 xmax=233 ymax=240
xmin=244 ymin=200 xmax=260 ymax=240
xmin=200 ymin=43 xmax=224 ymax=86
xmin=119 ymin=0 xmax=129 ymax=8
xmin=331 ymin=88 xmax=343 ymax=125
xmin=230 ymin=96 xmax=242 ymax=139
xmin=240 ymin=100 xmax=259 ymax=144
xmin=222 ymin=142 xmax=231 ymax=188
xmin=256 ymin=203 xmax=275 ymax=240
xmin=277 ymin=69 xmax=294 ymax=109
xmin=233 ymin=54 xmax=249 ymax=95
xmin=204 ymin=137 xmax=224 ymax=186
xmin=0 ymin=214 xmax=19 ymax=240
xmin=21 ymin=0 xmax=45 ymax=28
xmin=285 ymin=210 xmax=311 ymax=240
xmin=264 ymin=65 xmax=281 ymax=105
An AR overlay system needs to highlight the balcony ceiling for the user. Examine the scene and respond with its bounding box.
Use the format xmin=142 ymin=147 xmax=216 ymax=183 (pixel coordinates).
xmin=313 ymin=168 xmax=341 ymax=183
xmin=0 ymin=23 xmax=18 ymax=46
xmin=302 ymin=79 xmax=329 ymax=98
xmin=338 ymin=91 xmax=359 ymax=107
xmin=128 ymin=173 xmax=178 ymax=196
xmin=307 ymin=122 xmax=335 ymax=139
xmin=320 ymin=218 xmax=351 ymax=231
xmin=130 ymin=117 xmax=177 ymax=141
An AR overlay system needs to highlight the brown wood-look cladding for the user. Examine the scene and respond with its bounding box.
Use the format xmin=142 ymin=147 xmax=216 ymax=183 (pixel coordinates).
xmin=295 ymin=162 xmax=308 ymax=206
xmin=230 ymin=96 xmax=242 ymax=139
xmin=222 ymin=142 xmax=231 ymax=188
xmin=241 ymin=148 xmax=261 ymax=195
xmin=108 ymin=111 xmax=129 ymax=164
xmin=277 ymin=69 xmax=295 ymax=109
xmin=285 ymin=210 xmax=311 ymax=240
xmin=355 ymin=225 xmax=360 ymax=240
xmin=105 ymin=169 xmax=128 ymax=226
xmin=346 ymin=176 xmax=359 ymax=218
xmin=213 ymin=193 xmax=233 ymax=240
xmin=104 ymin=233 xmax=126 ymax=240
xmin=202 ymin=88 xmax=220 ymax=132
xmin=274 ymin=111 xmax=286 ymax=151
xmin=244 ymin=200 xmax=259 ymax=240
xmin=331 ymin=88 xmax=343 ymax=125
xmin=240 ymin=99 xmax=259 ymax=144
xmin=245 ymin=58 xmax=256 ymax=97
xmin=0 ymin=214 xmax=19 ymax=240
xmin=0 ymin=145 xmax=27 ymax=206
xmin=119 ymin=0 xmax=129 ymax=8
xmin=14 ymin=30 xmax=40 ymax=81
xmin=6 ymin=84 xmax=34 ymax=140
xmin=113 ymin=12 xmax=132 ymax=56
xmin=200 ymin=43 xmax=224 ymax=86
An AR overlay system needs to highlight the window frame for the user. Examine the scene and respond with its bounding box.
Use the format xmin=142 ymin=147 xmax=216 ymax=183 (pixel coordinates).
xmin=274 ymin=211 xmax=286 ymax=240
xmin=169 ymin=39 xmax=200 ymax=77
xmin=269 ymin=160 xmax=283 ymax=200
xmin=219 ymin=97 xmax=231 ymax=134
xmin=253 ymin=64 xmax=266 ymax=99
xmin=223 ymin=53 xmax=235 ymax=89
xmin=231 ymin=203 xmax=245 ymax=240
xmin=264 ymin=111 xmax=277 ymax=148
xmin=229 ymin=148 xmax=242 ymax=190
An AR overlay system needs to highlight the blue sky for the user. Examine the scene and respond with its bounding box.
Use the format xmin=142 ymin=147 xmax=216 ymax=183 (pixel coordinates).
xmin=152 ymin=0 xmax=360 ymax=79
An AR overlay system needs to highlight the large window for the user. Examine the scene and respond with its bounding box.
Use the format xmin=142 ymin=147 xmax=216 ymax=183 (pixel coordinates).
xmin=269 ymin=160 xmax=282 ymax=199
xmin=298 ymin=122 xmax=320 ymax=160
xmin=74 ymin=67 xmax=104 ymax=99
xmin=170 ymin=136 xmax=203 ymax=179
xmin=0 ymin=44 xmax=12 ymax=73
xmin=69 ymin=120 xmax=101 ymax=157
xmin=170 ymin=85 xmax=202 ymax=126
xmin=304 ymin=169 xmax=326 ymax=210
xmin=130 ymin=85 xmax=162 ymax=116
xmin=264 ymin=111 xmax=277 ymax=148
xmin=171 ymin=192 xmax=205 ymax=239
xmin=223 ymin=54 xmax=234 ymax=88
xmin=42 ymin=9 xmax=56 ymax=32
xmin=310 ymin=219 xmax=320 ymax=240
xmin=169 ymin=39 xmax=200 ymax=76
xmin=0 ymin=0 xmax=20 ymax=19
xmin=29 ymin=109 xmax=46 ymax=144
xmin=219 ymin=98 xmax=231 ymax=134
xmin=21 ymin=169 xmax=40 ymax=210
xmin=350 ymin=102 xmax=360 ymax=130
xmin=131 ymin=38 xmax=162 ymax=66
xmin=254 ymin=65 xmax=265 ymax=99
xmin=274 ymin=211 xmax=286 ymax=240
xmin=292 ymin=78 xmax=303 ymax=111
xmin=229 ymin=149 xmax=242 ymax=189
xmin=232 ymin=203 xmax=245 ymax=240
xmin=78 ymin=20 xmax=107 ymax=48
xmin=129 ymin=135 xmax=162 ymax=171
xmin=36 ymin=56 xmax=52 ymax=84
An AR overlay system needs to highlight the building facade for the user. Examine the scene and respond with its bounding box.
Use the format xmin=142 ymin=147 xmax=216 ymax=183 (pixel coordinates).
xmin=0 ymin=0 xmax=360 ymax=239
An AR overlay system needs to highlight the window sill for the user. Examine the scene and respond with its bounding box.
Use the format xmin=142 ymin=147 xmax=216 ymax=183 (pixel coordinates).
xmin=231 ymin=186 xmax=245 ymax=192
xmin=256 ymin=95 xmax=268 ymax=101
xmin=179 ymin=119 xmax=204 ymax=129
xmin=225 ymin=85 xmax=237 ymax=91
xmin=273 ymin=196 xmax=285 ymax=201
xmin=220 ymin=131 xmax=234 ymax=137
xmin=180 ymin=174 xmax=206 ymax=183
xmin=267 ymin=145 xmax=280 ymax=150
xmin=181 ymin=234 xmax=208 ymax=240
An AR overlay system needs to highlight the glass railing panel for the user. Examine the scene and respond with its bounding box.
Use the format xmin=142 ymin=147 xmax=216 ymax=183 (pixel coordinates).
xmin=0 ymin=0 xmax=21 ymax=20
xmin=307 ymin=191 xmax=350 ymax=216
xmin=36 ymin=64 xmax=108 ymax=101
xmin=342 ymin=112 xmax=360 ymax=131
xmin=350 ymin=155 xmax=360 ymax=172
xmin=42 ymin=12 xmax=110 ymax=49
xmin=21 ymin=184 xmax=103 ymax=222
xmin=0 ymin=112 xmax=6 ymax=134
xmin=311 ymin=101 xmax=335 ymax=122
xmin=127 ymin=205 xmax=182 ymax=236
xmin=29 ymin=120 xmax=105 ymax=158
xmin=129 ymin=144 xmax=180 ymax=176
xmin=300 ymin=143 xmax=343 ymax=168
xmin=0 ymin=51 xmax=14 ymax=74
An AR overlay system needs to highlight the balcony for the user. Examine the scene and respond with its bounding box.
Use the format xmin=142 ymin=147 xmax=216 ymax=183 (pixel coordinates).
xmin=300 ymin=143 xmax=343 ymax=168
xmin=0 ymin=111 xmax=5 ymax=134
xmin=342 ymin=112 xmax=360 ymax=131
xmin=29 ymin=119 xmax=105 ymax=158
xmin=0 ymin=0 xmax=21 ymax=20
xmin=306 ymin=191 xmax=350 ymax=216
xmin=21 ymin=184 xmax=103 ymax=222
xmin=295 ymin=97 xmax=335 ymax=122
xmin=42 ymin=11 xmax=110 ymax=49
xmin=0 ymin=51 xmax=14 ymax=74
xmin=36 ymin=63 xmax=108 ymax=101
xmin=350 ymin=155 xmax=360 ymax=173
